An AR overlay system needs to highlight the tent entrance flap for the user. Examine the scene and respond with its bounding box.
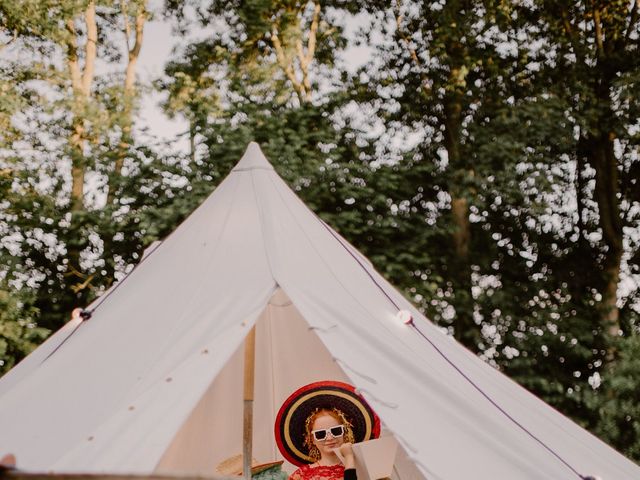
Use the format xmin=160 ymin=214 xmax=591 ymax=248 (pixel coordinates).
xmin=154 ymin=288 xmax=350 ymax=476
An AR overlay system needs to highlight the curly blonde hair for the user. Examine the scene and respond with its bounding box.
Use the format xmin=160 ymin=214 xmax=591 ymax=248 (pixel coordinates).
xmin=303 ymin=408 xmax=355 ymax=461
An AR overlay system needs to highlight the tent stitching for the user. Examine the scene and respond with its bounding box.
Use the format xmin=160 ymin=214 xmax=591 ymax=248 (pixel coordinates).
xmin=389 ymin=432 xmax=444 ymax=480
xmin=353 ymin=387 xmax=398 ymax=409
xmin=39 ymin=319 xmax=86 ymax=365
xmin=83 ymin=241 xmax=162 ymax=314
xmin=332 ymin=357 xmax=379 ymax=385
xmin=39 ymin=243 xmax=166 ymax=364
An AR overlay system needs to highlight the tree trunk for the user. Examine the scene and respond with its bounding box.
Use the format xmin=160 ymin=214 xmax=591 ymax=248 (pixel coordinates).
xmin=589 ymin=130 xmax=623 ymax=338
xmin=69 ymin=125 xmax=86 ymax=215
xmin=270 ymin=2 xmax=320 ymax=104
xmin=65 ymin=2 xmax=97 ymax=282
xmin=391 ymin=5 xmax=477 ymax=347
xmin=443 ymin=89 xmax=477 ymax=350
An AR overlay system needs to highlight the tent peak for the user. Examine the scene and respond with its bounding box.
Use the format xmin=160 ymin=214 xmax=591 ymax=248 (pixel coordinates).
xmin=232 ymin=142 xmax=275 ymax=172
xmin=268 ymin=287 xmax=292 ymax=307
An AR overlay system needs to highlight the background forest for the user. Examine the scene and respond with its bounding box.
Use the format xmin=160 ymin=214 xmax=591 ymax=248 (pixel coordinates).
xmin=1 ymin=0 xmax=639 ymax=463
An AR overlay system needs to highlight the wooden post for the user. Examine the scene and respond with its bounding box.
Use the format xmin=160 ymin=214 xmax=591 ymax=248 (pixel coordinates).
xmin=242 ymin=326 xmax=256 ymax=480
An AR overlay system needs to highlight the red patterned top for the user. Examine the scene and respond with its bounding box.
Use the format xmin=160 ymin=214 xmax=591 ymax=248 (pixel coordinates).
xmin=289 ymin=464 xmax=345 ymax=480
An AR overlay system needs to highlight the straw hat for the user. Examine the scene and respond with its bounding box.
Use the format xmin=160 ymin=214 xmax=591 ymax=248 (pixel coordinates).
xmin=216 ymin=455 xmax=283 ymax=476
xmin=274 ymin=380 xmax=380 ymax=466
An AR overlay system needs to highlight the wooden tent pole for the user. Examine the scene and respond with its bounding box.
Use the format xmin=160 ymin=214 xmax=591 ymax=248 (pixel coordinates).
xmin=242 ymin=325 xmax=256 ymax=480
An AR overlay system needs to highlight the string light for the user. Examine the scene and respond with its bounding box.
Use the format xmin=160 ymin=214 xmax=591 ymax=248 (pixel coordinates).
xmin=396 ymin=310 xmax=413 ymax=325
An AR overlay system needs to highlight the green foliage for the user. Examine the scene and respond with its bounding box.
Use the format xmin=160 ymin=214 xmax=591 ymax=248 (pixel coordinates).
xmin=0 ymin=0 xmax=161 ymax=332
xmin=0 ymin=286 xmax=49 ymax=375
xmin=590 ymin=334 xmax=640 ymax=460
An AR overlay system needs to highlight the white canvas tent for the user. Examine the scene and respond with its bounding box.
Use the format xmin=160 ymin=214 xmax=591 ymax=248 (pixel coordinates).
xmin=0 ymin=143 xmax=638 ymax=480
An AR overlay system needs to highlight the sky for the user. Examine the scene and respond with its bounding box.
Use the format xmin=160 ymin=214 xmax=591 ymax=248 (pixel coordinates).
xmin=134 ymin=1 xmax=189 ymax=151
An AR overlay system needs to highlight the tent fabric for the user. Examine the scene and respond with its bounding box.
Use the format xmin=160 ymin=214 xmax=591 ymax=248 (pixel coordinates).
xmin=0 ymin=143 xmax=638 ymax=480
xmin=154 ymin=289 xmax=351 ymax=475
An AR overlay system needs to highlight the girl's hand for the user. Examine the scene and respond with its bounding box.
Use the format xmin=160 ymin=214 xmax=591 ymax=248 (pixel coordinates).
xmin=338 ymin=443 xmax=355 ymax=469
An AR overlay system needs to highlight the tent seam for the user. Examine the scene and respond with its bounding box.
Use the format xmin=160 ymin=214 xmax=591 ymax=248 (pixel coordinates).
xmin=314 ymin=217 xmax=401 ymax=311
xmin=250 ymin=170 xmax=277 ymax=281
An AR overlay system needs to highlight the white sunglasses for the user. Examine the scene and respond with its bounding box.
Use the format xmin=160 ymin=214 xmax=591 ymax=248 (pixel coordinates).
xmin=311 ymin=425 xmax=345 ymax=441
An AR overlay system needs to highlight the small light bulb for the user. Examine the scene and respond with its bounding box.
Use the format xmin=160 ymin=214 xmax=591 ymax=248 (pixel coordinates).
xmin=396 ymin=310 xmax=413 ymax=325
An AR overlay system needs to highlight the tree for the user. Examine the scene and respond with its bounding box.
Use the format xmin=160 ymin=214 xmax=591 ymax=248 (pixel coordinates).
xmin=353 ymin=0 xmax=528 ymax=349
xmin=503 ymin=0 xmax=640 ymax=454
xmin=354 ymin=0 xmax=639 ymax=457
xmin=520 ymin=0 xmax=640 ymax=340
xmin=0 ymin=0 xmax=152 ymax=332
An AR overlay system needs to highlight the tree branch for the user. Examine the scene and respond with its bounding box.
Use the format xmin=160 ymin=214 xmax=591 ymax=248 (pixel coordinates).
xmin=296 ymin=38 xmax=306 ymax=70
xmin=560 ymin=9 xmax=585 ymax=64
xmin=271 ymin=28 xmax=306 ymax=102
xmin=71 ymin=273 xmax=96 ymax=293
xmin=292 ymin=2 xmax=320 ymax=102
xmin=393 ymin=1 xmax=430 ymax=95
xmin=120 ymin=0 xmax=132 ymax=53
xmin=305 ymin=1 xmax=321 ymax=66
xmin=109 ymin=0 xmax=147 ymax=205
xmin=624 ymin=0 xmax=638 ymax=45
xmin=65 ymin=19 xmax=83 ymax=92
xmin=124 ymin=2 xmax=146 ymax=93
xmin=295 ymin=37 xmax=312 ymax=99
xmin=131 ymin=7 xmax=145 ymax=58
